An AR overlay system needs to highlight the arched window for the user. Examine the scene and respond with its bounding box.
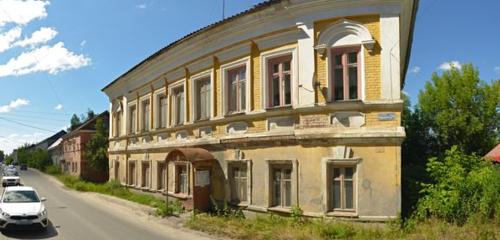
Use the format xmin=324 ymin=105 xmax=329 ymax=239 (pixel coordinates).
xmin=315 ymin=19 xmax=375 ymax=102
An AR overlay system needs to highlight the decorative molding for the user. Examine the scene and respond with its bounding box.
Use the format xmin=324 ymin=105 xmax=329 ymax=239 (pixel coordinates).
xmin=315 ymin=18 xmax=375 ymax=56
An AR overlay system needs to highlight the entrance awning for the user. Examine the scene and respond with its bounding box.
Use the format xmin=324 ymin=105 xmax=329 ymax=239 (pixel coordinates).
xmin=165 ymin=148 xmax=215 ymax=163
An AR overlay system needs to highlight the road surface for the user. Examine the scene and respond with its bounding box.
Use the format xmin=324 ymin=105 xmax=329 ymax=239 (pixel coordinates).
xmin=0 ymin=169 xmax=209 ymax=240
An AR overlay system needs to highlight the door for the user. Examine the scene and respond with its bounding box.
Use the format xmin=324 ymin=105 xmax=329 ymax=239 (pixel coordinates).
xmin=193 ymin=167 xmax=211 ymax=211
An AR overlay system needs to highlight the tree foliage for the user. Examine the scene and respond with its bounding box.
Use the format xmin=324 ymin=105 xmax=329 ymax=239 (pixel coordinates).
xmin=415 ymin=146 xmax=499 ymax=224
xmin=70 ymin=114 xmax=81 ymax=129
xmin=417 ymin=64 xmax=499 ymax=156
xmin=0 ymin=150 xmax=4 ymax=162
xmin=85 ymin=118 xmax=109 ymax=172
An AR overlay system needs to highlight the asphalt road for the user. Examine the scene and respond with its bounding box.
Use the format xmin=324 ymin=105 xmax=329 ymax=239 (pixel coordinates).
xmin=0 ymin=169 xmax=188 ymax=240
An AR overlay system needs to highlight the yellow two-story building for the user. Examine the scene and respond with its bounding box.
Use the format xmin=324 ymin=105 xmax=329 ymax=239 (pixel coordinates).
xmin=102 ymin=0 xmax=418 ymax=220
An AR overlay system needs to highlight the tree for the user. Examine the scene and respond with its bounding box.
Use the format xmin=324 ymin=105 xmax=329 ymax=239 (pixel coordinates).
xmin=70 ymin=114 xmax=81 ymax=129
xmin=0 ymin=150 xmax=4 ymax=162
xmin=85 ymin=118 xmax=109 ymax=173
xmin=417 ymin=64 xmax=499 ymax=156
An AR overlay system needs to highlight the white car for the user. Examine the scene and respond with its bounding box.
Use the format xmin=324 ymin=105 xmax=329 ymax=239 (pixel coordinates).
xmin=2 ymin=171 xmax=20 ymax=187
xmin=0 ymin=186 xmax=48 ymax=230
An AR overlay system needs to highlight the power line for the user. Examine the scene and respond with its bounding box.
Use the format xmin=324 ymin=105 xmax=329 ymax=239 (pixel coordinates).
xmin=0 ymin=116 xmax=56 ymax=133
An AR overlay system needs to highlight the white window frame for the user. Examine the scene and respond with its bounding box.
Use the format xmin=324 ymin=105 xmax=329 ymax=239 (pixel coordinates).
xmin=321 ymin=157 xmax=361 ymax=216
xmin=264 ymin=159 xmax=298 ymax=209
xmin=140 ymin=96 xmax=151 ymax=132
xmin=190 ymin=69 xmax=214 ymax=121
xmin=220 ymin=57 xmax=251 ymax=115
xmin=168 ymin=80 xmax=186 ymax=127
xmin=226 ymin=159 xmax=252 ymax=206
xmin=127 ymin=103 xmax=137 ymax=134
xmin=154 ymin=90 xmax=167 ymax=129
xmin=261 ymin=47 xmax=298 ymax=109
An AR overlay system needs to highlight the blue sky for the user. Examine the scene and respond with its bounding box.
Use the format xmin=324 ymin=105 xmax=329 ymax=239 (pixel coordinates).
xmin=0 ymin=0 xmax=498 ymax=153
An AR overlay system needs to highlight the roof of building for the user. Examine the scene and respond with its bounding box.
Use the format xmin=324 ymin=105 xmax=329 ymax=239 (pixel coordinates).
xmin=63 ymin=111 xmax=109 ymax=139
xmin=102 ymin=0 xmax=419 ymax=92
xmin=47 ymin=138 xmax=63 ymax=150
xmin=35 ymin=130 xmax=66 ymax=149
xmin=484 ymin=144 xmax=500 ymax=162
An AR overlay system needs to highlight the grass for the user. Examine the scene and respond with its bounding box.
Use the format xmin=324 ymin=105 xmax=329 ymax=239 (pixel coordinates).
xmin=186 ymin=213 xmax=499 ymax=240
xmin=45 ymin=169 xmax=183 ymax=217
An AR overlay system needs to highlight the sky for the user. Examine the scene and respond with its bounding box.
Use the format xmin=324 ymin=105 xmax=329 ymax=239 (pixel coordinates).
xmin=0 ymin=0 xmax=499 ymax=154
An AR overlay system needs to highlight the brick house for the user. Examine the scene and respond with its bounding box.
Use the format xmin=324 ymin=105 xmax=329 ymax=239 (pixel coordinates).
xmin=62 ymin=111 xmax=109 ymax=182
xmin=102 ymin=0 xmax=418 ymax=220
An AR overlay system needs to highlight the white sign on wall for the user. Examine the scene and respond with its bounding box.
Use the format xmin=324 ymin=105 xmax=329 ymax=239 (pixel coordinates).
xmin=195 ymin=170 xmax=210 ymax=187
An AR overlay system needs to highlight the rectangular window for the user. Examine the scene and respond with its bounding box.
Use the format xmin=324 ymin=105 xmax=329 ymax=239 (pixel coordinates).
xmin=196 ymin=78 xmax=211 ymax=120
xmin=331 ymin=47 xmax=360 ymax=101
xmin=172 ymin=87 xmax=185 ymax=126
xmin=114 ymin=161 xmax=120 ymax=181
xmin=271 ymin=165 xmax=292 ymax=207
xmin=227 ymin=66 xmax=246 ymax=113
xmin=142 ymin=163 xmax=150 ymax=188
xmin=129 ymin=162 xmax=136 ymax=186
xmin=129 ymin=106 xmax=137 ymax=134
xmin=157 ymin=163 xmax=166 ymax=190
xmin=176 ymin=164 xmax=188 ymax=194
xmin=158 ymin=95 xmax=167 ymax=128
xmin=330 ymin=166 xmax=356 ymax=211
xmin=114 ymin=113 xmax=121 ymax=137
xmin=142 ymin=100 xmax=150 ymax=131
xmin=268 ymin=55 xmax=292 ymax=107
xmin=230 ymin=165 xmax=247 ymax=203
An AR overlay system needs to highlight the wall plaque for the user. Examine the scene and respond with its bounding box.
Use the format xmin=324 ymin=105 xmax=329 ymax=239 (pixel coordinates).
xmin=195 ymin=170 xmax=210 ymax=187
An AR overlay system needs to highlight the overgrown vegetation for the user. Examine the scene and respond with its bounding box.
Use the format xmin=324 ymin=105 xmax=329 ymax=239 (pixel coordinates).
xmin=49 ymin=172 xmax=183 ymax=217
xmin=84 ymin=118 xmax=109 ymax=173
xmin=14 ymin=146 xmax=52 ymax=171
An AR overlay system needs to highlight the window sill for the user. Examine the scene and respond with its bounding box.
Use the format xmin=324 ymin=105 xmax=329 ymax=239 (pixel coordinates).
xmin=326 ymin=210 xmax=358 ymax=218
xmin=193 ymin=118 xmax=210 ymax=123
xmin=167 ymin=192 xmax=191 ymax=200
xmin=224 ymin=111 xmax=246 ymax=117
xmin=229 ymin=201 xmax=249 ymax=207
xmin=267 ymin=206 xmax=291 ymax=213
xmin=327 ymin=99 xmax=362 ymax=104
xmin=265 ymin=105 xmax=293 ymax=111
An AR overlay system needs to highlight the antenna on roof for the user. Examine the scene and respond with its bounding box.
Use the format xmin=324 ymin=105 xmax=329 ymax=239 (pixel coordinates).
xmin=222 ymin=0 xmax=225 ymax=20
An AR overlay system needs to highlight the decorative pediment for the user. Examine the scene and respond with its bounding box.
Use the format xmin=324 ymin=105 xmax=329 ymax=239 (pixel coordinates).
xmin=315 ymin=19 xmax=375 ymax=57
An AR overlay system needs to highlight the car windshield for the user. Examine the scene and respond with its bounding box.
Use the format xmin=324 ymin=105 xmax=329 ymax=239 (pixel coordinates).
xmin=4 ymin=171 xmax=18 ymax=176
xmin=3 ymin=191 xmax=40 ymax=203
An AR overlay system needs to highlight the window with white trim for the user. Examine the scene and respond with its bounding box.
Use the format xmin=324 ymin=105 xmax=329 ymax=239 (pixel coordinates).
xmin=141 ymin=162 xmax=150 ymax=188
xmin=329 ymin=165 xmax=356 ymax=211
xmin=331 ymin=47 xmax=361 ymax=101
xmin=171 ymin=86 xmax=185 ymax=126
xmin=176 ymin=164 xmax=189 ymax=194
xmin=271 ymin=165 xmax=292 ymax=207
xmin=129 ymin=105 xmax=137 ymax=134
xmin=267 ymin=55 xmax=292 ymax=107
xmin=195 ymin=77 xmax=211 ymax=120
xmin=141 ymin=100 xmax=150 ymax=131
xmin=114 ymin=112 xmax=121 ymax=137
xmin=158 ymin=95 xmax=167 ymax=128
xmin=230 ymin=164 xmax=247 ymax=203
xmin=157 ymin=162 xmax=166 ymax=190
xmin=226 ymin=66 xmax=246 ymax=114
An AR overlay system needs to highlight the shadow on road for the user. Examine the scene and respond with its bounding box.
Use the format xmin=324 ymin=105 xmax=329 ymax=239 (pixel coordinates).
xmin=1 ymin=220 xmax=58 ymax=239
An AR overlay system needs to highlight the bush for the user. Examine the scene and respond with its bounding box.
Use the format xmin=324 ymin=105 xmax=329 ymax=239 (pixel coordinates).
xmin=414 ymin=146 xmax=500 ymax=224
xmin=44 ymin=165 xmax=62 ymax=175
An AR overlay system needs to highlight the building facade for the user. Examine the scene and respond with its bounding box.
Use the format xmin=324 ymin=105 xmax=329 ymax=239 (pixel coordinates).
xmin=48 ymin=138 xmax=64 ymax=169
xmin=62 ymin=112 xmax=109 ymax=183
xmin=102 ymin=0 xmax=417 ymax=220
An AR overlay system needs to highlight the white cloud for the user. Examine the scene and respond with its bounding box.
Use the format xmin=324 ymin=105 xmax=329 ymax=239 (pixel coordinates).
xmin=80 ymin=40 xmax=86 ymax=47
xmin=13 ymin=26 xmax=57 ymax=48
xmin=136 ymin=3 xmax=146 ymax=9
xmin=0 ymin=42 xmax=91 ymax=77
xmin=54 ymin=104 xmax=62 ymax=110
xmin=409 ymin=66 xmax=420 ymax=74
xmin=0 ymin=132 xmax=46 ymax=154
xmin=494 ymin=66 xmax=500 ymax=73
xmin=0 ymin=0 xmax=50 ymax=26
xmin=0 ymin=27 xmax=22 ymax=53
xmin=0 ymin=98 xmax=30 ymax=113
xmin=439 ymin=60 xmax=462 ymax=70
